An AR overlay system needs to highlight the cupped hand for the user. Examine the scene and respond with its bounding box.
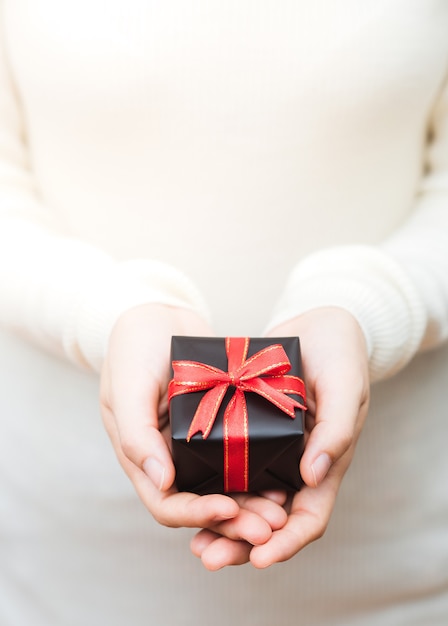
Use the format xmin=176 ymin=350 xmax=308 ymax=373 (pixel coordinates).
xmin=191 ymin=307 xmax=370 ymax=569
xmin=100 ymin=303 xmax=286 ymax=545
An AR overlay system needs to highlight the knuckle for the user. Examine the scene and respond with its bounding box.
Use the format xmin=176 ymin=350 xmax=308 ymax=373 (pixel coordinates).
xmin=312 ymin=525 xmax=327 ymax=542
xmin=119 ymin=435 xmax=143 ymax=466
xmin=309 ymin=518 xmax=327 ymax=543
xmin=151 ymin=509 xmax=167 ymax=526
xmin=336 ymin=425 xmax=354 ymax=454
xmin=152 ymin=508 xmax=178 ymax=528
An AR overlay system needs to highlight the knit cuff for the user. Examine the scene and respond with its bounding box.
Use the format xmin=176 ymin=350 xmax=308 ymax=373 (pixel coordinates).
xmin=63 ymin=259 xmax=210 ymax=372
xmin=266 ymin=246 xmax=427 ymax=381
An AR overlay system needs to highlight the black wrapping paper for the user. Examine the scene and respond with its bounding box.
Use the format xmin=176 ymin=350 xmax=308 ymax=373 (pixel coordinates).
xmin=169 ymin=336 xmax=306 ymax=494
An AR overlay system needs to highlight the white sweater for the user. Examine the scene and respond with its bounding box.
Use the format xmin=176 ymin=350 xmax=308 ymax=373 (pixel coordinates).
xmin=1 ymin=4 xmax=448 ymax=626
xmin=0 ymin=0 xmax=447 ymax=381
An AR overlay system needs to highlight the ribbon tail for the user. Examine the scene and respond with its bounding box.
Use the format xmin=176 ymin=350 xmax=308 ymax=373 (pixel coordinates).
xmin=223 ymin=389 xmax=249 ymax=492
xmin=186 ymin=383 xmax=229 ymax=441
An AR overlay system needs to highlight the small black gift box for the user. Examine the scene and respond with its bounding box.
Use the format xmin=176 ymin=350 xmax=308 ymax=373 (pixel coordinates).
xmin=168 ymin=336 xmax=306 ymax=495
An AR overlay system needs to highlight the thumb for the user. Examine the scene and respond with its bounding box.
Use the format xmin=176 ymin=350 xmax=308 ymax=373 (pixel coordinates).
xmin=101 ymin=367 xmax=176 ymax=492
xmin=299 ymin=385 xmax=367 ymax=488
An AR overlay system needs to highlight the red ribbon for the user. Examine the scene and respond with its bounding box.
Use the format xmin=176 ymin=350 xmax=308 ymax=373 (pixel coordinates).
xmin=168 ymin=337 xmax=307 ymax=492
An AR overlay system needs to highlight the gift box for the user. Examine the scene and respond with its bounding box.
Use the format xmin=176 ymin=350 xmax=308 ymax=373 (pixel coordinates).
xmin=168 ymin=336 xmax=307 ymax=494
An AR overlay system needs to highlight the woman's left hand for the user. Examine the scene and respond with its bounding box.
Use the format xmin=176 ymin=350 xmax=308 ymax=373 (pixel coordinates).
xmin=190 ymin=307 xmax=370 ymax=569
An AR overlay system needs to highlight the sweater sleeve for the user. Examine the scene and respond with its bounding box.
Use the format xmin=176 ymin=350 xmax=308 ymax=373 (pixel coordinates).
xmin=0 ymin=22 xmax=209 ymax=373
xmin=267 ymin=72 xmax=448 ymax=382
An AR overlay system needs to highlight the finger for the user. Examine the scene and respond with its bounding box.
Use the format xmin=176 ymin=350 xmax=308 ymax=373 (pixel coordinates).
xmin=101 ymin=357 xmax=175 ymax=491
xmin=101 ymin=395 xmax=175 ymax=493
xmin=211 ymin=508 xmax=273 ymax=545
xmin=103 ymin=406 xmax=240 ymax=526
xmin=190 ymin=529 xmax=221 ymax=556
xmin=258 ymin=490 xmax=289 ymax=506
xmin=300 ymin=377 xmax=368 ymax=488
xmin=150 ymin=490 xmax=240 ymax=528
xmin=250 ymin=463 xmax=343 ymax=568
xmin=138 ymin=475 xmax=241 ymax=529
xmin=104 ymin=402 xmax=244 ymax=530
xmin=231 ymin=493 xmax=288 ymax=530
xmin=195 ymin=535 xmax=253 ymax=570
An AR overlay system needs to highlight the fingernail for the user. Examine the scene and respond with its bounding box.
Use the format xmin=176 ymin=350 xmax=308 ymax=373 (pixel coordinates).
xmin=143 ymin=457 xmax=166 ymax=490
xmin=212 ymin=512 xmax=237 ymax=522
xmin=311 ymin=453 xmax=331 ymax=487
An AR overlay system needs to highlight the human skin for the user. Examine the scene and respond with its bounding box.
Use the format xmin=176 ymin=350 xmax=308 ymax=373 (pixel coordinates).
xmin=100 ymin=304 xmax=369 ymax=569
xmin=100 ymin=304 xmax=288 ymax=548
xmin=191 ymin=307 xmax=370 ymax=569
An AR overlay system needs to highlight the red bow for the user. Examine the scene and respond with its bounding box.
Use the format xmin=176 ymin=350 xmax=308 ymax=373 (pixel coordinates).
xmin=168 ymin=337 xmax=306 ymax=492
